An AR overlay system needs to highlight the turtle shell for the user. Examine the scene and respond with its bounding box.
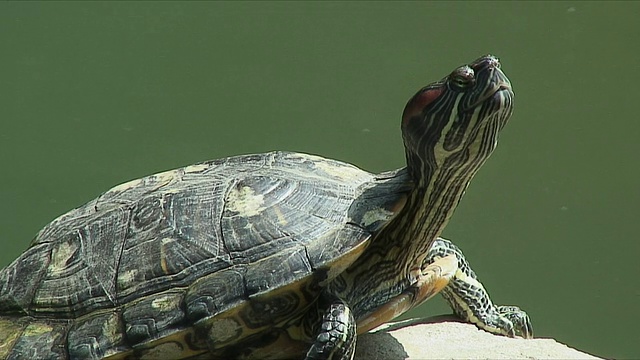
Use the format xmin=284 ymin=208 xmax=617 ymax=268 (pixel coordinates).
xmin=0 ymin=151 xmax=409 ymax=359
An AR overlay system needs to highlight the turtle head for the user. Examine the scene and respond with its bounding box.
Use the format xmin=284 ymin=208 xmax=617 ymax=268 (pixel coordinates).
xmin=401 ymin=55 xmax=513 ymax=183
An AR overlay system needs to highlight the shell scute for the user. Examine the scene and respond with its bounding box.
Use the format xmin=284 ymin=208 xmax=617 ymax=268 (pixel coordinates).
xmin=184 ymin=266 xmax=247 ymax=323
xmin=244 ymin=246 xmax=312 ymax=298
xmin=33 ymin=214 xmax=124 ymax=316
xmin=4 ymin=318 xmax=69 ymax=360
xmin=67 ymin=310 xmax=124 ymax=360
xmin=122 ymin=290 xmax=185 ymax=346
xmin=116 ymin=183 xmax=229 ymax=304
xmin=0 ymin=243 xmax=52 ymax=315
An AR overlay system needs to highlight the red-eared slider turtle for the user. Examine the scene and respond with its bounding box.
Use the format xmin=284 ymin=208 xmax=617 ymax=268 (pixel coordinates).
xmin=0 ymin=55 xmax=531 ymax=360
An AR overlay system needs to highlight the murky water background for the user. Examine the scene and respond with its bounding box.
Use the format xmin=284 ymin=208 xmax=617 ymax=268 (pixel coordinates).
xmin=1 ymin=2 xmax=638 ymax=358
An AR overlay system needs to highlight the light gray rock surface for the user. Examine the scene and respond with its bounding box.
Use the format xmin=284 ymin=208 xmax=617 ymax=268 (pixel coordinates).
xmin=355 ymin=316 xmax=601 ymax=360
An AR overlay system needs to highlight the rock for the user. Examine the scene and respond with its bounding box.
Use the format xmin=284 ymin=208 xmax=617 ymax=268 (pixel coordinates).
xmin=355 ymin=316 xmax=601 ymax=360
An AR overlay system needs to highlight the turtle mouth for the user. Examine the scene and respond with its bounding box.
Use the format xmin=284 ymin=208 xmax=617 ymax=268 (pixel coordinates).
xmin=492 ymin=83 xmax=514 ymax=103
xmin=492 ymin=84 xmax=513 ymax=100
xmin=462 ymin=82 xmax=512 ymax=113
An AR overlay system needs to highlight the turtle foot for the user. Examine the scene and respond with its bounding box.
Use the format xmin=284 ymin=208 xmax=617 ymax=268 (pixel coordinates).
xmin=495 ymin=305 xmax=533 ymax=339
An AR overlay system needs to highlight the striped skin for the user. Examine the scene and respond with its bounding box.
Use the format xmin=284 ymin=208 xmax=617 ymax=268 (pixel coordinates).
xmin=426 ymin=238 xmax=533 ymax=338
xmin=327 ymin=56 xmax=519 ymax=326
xmin=0 ymin=55 xmax=530 ymax=360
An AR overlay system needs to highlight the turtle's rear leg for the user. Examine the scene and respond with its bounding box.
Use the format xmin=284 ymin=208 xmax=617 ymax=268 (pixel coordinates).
xmin=426 ymin=237 xmax=533 ymax=339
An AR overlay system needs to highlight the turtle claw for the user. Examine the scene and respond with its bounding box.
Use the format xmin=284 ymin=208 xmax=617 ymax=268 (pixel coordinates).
xmin=469 ymin=304 xmax=532 ymax=339
xmin=427 ymin=238 xmax=534 ymax=340
xmin=496 ymin=305 xmax=533 ymax=339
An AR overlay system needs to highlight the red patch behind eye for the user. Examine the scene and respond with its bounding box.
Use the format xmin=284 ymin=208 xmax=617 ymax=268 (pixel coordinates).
xmin=402 ymin=87 xmax=443 ymax=127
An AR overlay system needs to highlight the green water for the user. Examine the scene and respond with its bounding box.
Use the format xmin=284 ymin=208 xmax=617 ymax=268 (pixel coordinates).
xmin=1 ymin=2 xmax=638 ymax=358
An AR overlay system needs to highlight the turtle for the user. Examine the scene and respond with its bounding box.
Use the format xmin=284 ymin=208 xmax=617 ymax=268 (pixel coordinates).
xmin=0 ymin=55 xmax=532 ymax=360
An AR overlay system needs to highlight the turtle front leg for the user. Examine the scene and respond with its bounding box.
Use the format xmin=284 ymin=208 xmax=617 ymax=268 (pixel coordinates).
xmin=305 ymin=295 xmax=356 ymax=360
xmin=356 ymin=254 xmax=458 ymax=334
xmin=427 ymin=237 xmax=533 ymax=339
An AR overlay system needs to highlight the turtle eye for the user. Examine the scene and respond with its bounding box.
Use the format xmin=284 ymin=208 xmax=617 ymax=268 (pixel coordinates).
xmin=449 ymin=66 xmax=475 ymax=90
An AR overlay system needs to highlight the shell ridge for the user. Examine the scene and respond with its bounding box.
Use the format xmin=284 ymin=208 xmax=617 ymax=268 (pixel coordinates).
xmin=113 ymin=206 xmax=134 ymax=306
